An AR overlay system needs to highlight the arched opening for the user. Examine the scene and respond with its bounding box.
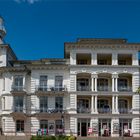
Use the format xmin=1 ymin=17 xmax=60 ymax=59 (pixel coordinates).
xmin=77 ymin=73 xmax=91 ymax=91
xmin=97 ymin=73 xmax=112 ymax=91
xmin=118 ymin=73 xmax=132 ymax=92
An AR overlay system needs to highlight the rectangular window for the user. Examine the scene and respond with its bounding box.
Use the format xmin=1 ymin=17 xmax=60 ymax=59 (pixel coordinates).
xmin=14 ymin=96 xmax=23 ymax=112
xmin=14 ymin=75 xmax=23 ymax=91
xmin=55 ymin=76 xmax=63 ymax=91
xmin=40 ymin=96 xmax=48 ymax=112
xmin=55 ymin=97 xmax=63 ymax=110
xmin=39 ymin=75 xmax=48 ymax=91
xmin=16 ymin=120 xmax=24 ymax=132
xmin=40 ymin=120 xmax=48 ymax=129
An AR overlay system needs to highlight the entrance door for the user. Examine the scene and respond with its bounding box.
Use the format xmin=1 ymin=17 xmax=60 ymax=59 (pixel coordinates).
xmin=77 ymin=119 xmax=90 ymax=136
xmin=81 ymin=122 xmax=87 ymax=136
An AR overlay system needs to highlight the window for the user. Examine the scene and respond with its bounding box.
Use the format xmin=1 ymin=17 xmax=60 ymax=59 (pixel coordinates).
xmin=16 ymin=120 xmax=24 ymax=132
xmin=14 ymin=96 xmax=23 ymax=112
xmin=13 ymin=75 xmax=23 ymax=91
xmin=40 ymin=96 xmax=48 ymax=112
xmin=39 ymin=75 xmax=48 ymax=91
xmin=55 ymin=97 xmax=63 ymax=110
xmin=40 ymin=120 xmax=48 ymax=129
xmin=55 ymin=76 xmax=63 ymax=91
xmin=55 ymin=120 xmax=63 ymax=134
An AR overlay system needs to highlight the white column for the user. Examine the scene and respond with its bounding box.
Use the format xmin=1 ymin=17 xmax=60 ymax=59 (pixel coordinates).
xmin=95 ymin=77 xmax=97 ymax=92
xmin=112 ymin=53 xmax=118 ymax=65
xmin=115 ymin=78 xmax=118 ymax=92
xmin=91 ymin=77 xmax=94 ymax=91
xmin=70 ymin=51 xmax=76 ymax=65
xmin=91 ymin=95 xmax=94 ymax=113
xmin=91 ymin=52 xmax=97 ymax=65
xmin=95 ymin=95 xmax=98 ymax=113
xmin=112 ymin=77 xmax=114 ymax=92
xmin=132 ymin=52 xmax=139 ymax=65
xmin=116 ymin=96 xmax=118 ymax=113
xmin=112 ymin=96 xmax=115 ymax=113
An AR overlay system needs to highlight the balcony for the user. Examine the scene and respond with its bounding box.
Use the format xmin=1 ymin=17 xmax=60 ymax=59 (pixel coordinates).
xmin=13 ymin=106 xmax=24 ymax=112
xmin=98 ymin=108 xmax=111 ymax=114
xmin=118 ymin=108 xmax=132 ymax=114
xmin=11 ymin=106 xmax=26 ymax=118
xmin=35 ymin=85 xmax=67 ymax=96
xmin=76 ymin=53 xmax=91 ymax=65
xmin=39 ymin=108 xmax=65 ymax=113
xmin=77 ymin=86 xmax=91 ymax=91
xmin=77 ymin=108 xmax=91 ymax=113
xmin=97 ymin=86 xmax=111 ymax=92
xmin=11 ymin=85 xmax=26 ymax=96
xmin=118 ymin=86 xmax=132 ymax=92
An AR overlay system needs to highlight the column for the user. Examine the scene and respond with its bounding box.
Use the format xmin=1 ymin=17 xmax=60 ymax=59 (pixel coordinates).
xmin=95 ymin=95 xmax=98 ymax=113
xmin=132 ymin=52 xmax=139 ymax=65
xmin=112 ymin=53 xmax=118 ymax=65
xmin=115 ymin=78 xmax=118 ymax=92
xmin=115 ymin=96 xmax=118 ymax=113
xmin=95 ymin=77 xmax=97 ymax=92
xmin=112 ymin=96 xmax=115 ymax=113
xmin=91 ymin=77 xmax=94 ymax=91
xmin=70 ymin=51 xmax=76 ymax=65
xmin=91 ymin=52 xmax=97 ymax=65
xmin=112 ymin=77 xmax=114 ymax=92
xmin=91 ymin=95 xmax=94 ymax=113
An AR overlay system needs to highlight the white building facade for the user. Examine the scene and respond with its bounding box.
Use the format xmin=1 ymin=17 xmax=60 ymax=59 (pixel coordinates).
xmin=0 ymin=17 xmax=140 ymax=137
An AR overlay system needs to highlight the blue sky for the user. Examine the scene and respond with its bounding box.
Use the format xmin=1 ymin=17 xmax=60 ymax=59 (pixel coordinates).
xmin=0 ymin=0 xmax=140 ymax=60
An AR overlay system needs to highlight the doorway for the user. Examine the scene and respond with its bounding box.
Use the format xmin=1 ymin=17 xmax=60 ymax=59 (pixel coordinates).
xmin=78 ymin=119 xmax=90 ymax=136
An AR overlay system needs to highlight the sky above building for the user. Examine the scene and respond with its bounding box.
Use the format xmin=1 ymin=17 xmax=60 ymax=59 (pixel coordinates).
xmin=0 ymin=0 xmax=140 ymax=60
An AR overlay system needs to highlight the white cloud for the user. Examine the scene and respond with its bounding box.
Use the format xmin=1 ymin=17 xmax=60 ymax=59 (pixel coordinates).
xmin=14 ymin=0 xmax=41 ymax=4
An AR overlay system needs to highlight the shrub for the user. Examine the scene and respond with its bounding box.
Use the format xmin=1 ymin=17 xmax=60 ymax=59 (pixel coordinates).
xmin=68 ymin=136 xmax=76 ymax=140
xmin=30 ymin=135 xmax=71 ymax=140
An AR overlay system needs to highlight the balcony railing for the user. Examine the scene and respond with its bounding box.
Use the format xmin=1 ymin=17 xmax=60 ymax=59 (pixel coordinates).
xmin=97 ymin=86 xmax=111 ymax=91
xmin=11 ymin=85 xmax=25 ymax=92
xmin=77 ymin=86 xmax=91 ymax=91
xmin=77 ymin=108 xmax=91 ymax=113
xmin=38 ymin=108 xmax=65 ymax=113
xmin=98 ymin=108 xmax=111 ymax=114
xmin=118 ymin=108 xmax=132 ymax=114
xmin=36 ymin=85 xmax=67 ymax=92
xmin=118 ymin=86 xmax=132 ymax=92
xmin=13 ymin=106 xmax=24 ymax=112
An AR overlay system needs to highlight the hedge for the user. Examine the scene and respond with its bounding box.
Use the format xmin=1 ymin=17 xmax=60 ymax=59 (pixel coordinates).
xmin=31 ymin=135 xmax=76 ymax=140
